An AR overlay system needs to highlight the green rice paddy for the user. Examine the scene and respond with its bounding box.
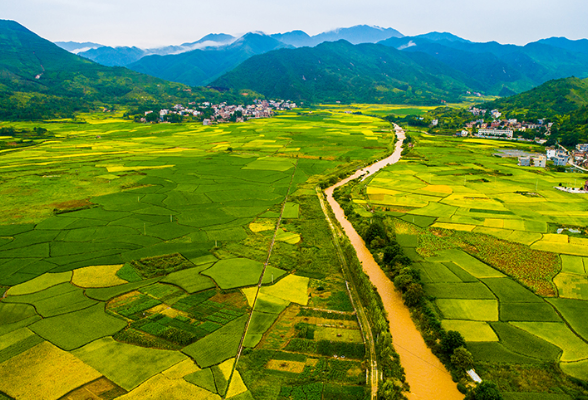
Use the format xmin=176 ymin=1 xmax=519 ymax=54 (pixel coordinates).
xmin=348 ymin=129 xmax=588 ymax=389
xmin=0 ymin=109 xmax=389 ymax=398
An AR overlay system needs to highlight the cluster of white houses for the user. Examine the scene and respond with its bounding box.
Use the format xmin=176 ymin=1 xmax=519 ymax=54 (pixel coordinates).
xmin=516 ymin=144 xmax=588 ymax=168
xmin=144 ymin=99 xmax=297 ymax=124
xmin=458 ymin=107 xmax=552 ymax=142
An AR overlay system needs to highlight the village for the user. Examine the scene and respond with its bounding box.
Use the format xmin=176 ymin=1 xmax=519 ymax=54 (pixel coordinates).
xmin=447 ymin=106 xmax=553 ymax=143
xmin=141 ymin=99 xmax=297 ymax=124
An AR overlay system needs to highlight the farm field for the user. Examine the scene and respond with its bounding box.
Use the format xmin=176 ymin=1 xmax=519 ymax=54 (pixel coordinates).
xmin=343 ymin=129 xmax=588 ymax=396
xmin=0 ymin=109 xmax=391 ymax=399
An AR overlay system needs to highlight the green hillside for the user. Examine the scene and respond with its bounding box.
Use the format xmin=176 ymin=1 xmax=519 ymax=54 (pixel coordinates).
xmin=211 ymin=40 xmax=477 ymax=105
xmin=484 ymin=77 xmax=588 ymax=118
xmin=0 ymin=20 xmax=249 ymax=120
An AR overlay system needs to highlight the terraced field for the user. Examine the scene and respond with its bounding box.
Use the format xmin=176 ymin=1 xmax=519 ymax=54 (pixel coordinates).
xmin=0 ymin=109 xmax=394 ymax=399
xmin=352 ymin=130 xmax=588 ymax=388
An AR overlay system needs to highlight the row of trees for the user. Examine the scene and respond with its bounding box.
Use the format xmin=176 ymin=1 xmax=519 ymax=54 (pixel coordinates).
xmin=333 ymin=181 xmax=503 ymax=400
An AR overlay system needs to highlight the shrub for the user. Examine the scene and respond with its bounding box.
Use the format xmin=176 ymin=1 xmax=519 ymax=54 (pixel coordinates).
xmin=442 ymin=331 xmax=467 ymax=355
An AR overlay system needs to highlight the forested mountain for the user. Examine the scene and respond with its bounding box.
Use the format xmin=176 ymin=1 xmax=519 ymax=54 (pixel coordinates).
xmin=212 ymin=40 xmax=476 ymax=105
xmin=0 ymin=20 xmax=252 ymax=120
xmin=484 ymin=77 xmax=588 ymax=117
xmin=483 ymin=77 xmax=588 ymax=146
xmin=379 ymin=35 xmax=588 ymax=94
xmin=128 ymin=33 xmax=290 ymax=86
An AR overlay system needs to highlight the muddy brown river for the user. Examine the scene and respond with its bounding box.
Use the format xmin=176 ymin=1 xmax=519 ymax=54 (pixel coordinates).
xmin=325 ymin=125 xmax=464 ymax=400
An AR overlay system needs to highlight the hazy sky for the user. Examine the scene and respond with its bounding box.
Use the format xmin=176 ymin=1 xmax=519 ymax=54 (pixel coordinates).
xmin=4 ymin=0 xmax=587 ymax=47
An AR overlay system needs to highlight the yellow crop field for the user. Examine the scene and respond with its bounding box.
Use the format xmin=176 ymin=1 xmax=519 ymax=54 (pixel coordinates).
xmin=440 ymin=320 xmax=498 ymax=342
xmin=226 ymin=370 xmax=248 ymax=398
xmin=72 ymin=264 xmax=126 ymax=288
xmin=421 ymin=185 xmax=453 ymax=194
xmin=7 ymin=271 xmax=72 ymax=295
xmin=116 ymin=373 xmax=220 ymax=400
xmin=484 ymin=219 xmax=504 ymax=228
xmin=0 ymin=341 xmax=101 ymax=400
xmin=275 ymin=229 xmax=301 ymax=244
xmin=260 ymin=274 xmax=309 ymax=305
xmin=162 ymin=359 xmax=201 ymax=380
xmin=542 ymin=234 xmax=569 ymax=243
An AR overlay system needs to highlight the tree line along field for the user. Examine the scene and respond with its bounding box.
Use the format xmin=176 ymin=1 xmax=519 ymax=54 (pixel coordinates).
xmin=348 ymin=129 xmax=588 ymax=397
xmin=0 ymin=109 xmax=396 ymax=400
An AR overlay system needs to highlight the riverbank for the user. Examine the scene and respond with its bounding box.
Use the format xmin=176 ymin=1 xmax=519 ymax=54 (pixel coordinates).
xmin=324 ymin=124 xmax=464 ymax=400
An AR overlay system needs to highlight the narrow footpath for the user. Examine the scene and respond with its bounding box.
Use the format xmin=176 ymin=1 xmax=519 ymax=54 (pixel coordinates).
xmin=324 ymin=125 xmax=464 ymax=400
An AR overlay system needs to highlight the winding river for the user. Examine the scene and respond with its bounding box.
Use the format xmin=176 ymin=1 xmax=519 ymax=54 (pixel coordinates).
xmin=325 ymin=125 xmax=464 ymax=400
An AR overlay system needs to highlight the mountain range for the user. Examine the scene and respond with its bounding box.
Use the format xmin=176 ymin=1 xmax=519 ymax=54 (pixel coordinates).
xmin=57 ymin=25 xmax=404 ymax=86
xmin=55 ymin=25 xmax=588 ymax=98
xmin=211 ymin=40 xmax=475 ymax=104
xmin=379 ymin=35 xmax=588 ymax=95
xmin=4 ymin=18 xmax=588 ymax=123
xmin=0 ymin=20 xmax=253 ymax=120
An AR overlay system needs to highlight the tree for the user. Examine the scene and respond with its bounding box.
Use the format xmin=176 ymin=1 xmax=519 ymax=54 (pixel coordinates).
xmin=145 ymin=111 xmax=159 ymax=123
xmin=363 ymin=219 xmax=387 ymax=247
xmin=403 ymin=283 xmax=424 ymax=307
xmin=441 ymin=330 xmax=466 ymax=355
xmin=465 ymin=381 xmax=503 ymax=400
xmin=393 ymin=273 xmax=413 ymax=292
xmin=383 ymin=243 xmax=402 ymax=265
xmin=451 ymin=346 xmax=474 ymax=370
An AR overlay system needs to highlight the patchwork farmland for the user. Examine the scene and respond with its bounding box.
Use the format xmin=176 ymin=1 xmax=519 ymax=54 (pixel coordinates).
xmin=339 ymin=129 xmax=588 ymax=397
xmin=0 ymin=109 xmax=395 ymax=400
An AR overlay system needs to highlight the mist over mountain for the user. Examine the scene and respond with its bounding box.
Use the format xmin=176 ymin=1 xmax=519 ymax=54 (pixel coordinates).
xmin=272 ymin=25 xmax=403 ymax=47
xmin=128 ymin=33 xmax=289 ymax=87
xmin=55 ymin=41 xmax=104 ymax=53
xmin=75 ymin=33 xmax=235 ymax=67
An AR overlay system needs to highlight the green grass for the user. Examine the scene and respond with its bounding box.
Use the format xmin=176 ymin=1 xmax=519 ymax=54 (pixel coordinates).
xmin=424 ymin=282 xmax=496 ymax=299
xmin=560 ymin=359 xmax=588 ymax=381
xmin=243 ymin=311 xmax=280 ymax=348
xmin=282 ymin=202 xmax=300 ymax=219
xmin=546 ymin=298 xmax=588 ymax=341
xmin=5 ymin=271 xmax=72 ymax=296
xmin=203 ymin=258 xmax=286 ymax=289
xmin=182 ymin=314 xmax=248 ymax=368
xmin=3 ymin=282 xmax=97 ymax=317
xmin=0 ymin=302 xmax=38 ymax=326
xmin=184 ymin=368 xmax=217 ymax=393
xmin=436 ymin=299 xmax=499 ymax=321
xmin=116 ymin=263 xmax=143 ymax=282
xmin=418 ymin=262 xmax=462 ymax=283
xmin=29 ymin=303 xmax=127 ymax=350
xmin=161 ymin=267 xmax=216 ymax=294
xmin=468 ymin=342 xmax=547 ymax=364
xmin=73 ymin=336 xmax=187 ymax=391
xmin=437 ymin=249 xmax=505 ymax=278
xmin=482 ymin=278 xmax=543 ymax=303
xmin=491 ymin=322 xmax=562 ymax=362
xmin=500 ymin=302 xmax=562 ymax=322
xmin=85 ymin=277 xmax=161 ymax=301
xmin=511 ymin=322 xmax=588 ymax=361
